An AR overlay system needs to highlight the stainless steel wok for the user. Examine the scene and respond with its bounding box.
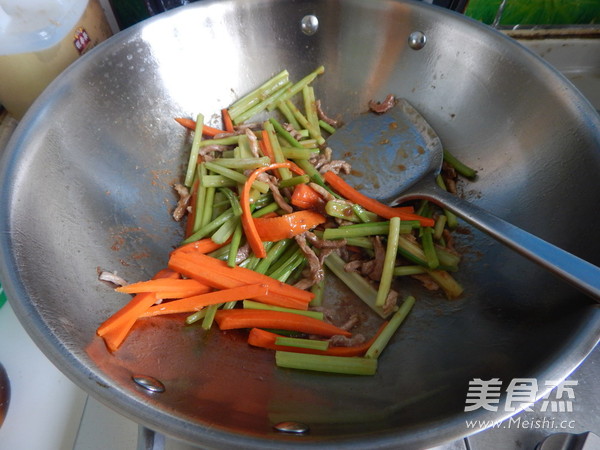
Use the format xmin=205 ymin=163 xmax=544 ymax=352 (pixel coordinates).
xmin=1 ymin=0 xmax=599 ymax=448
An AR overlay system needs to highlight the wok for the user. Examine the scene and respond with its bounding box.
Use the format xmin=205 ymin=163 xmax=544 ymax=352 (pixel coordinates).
xmin=1 ymin=0 xmax=599 ymax=448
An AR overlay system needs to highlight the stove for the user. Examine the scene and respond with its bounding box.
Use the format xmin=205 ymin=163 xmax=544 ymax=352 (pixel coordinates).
xmin=0 ymin=32 xmax=598 ymax=450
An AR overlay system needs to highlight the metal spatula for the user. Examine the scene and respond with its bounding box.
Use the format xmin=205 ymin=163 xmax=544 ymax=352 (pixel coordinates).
xmin=326 ymin=99 xmax=600 ymax=301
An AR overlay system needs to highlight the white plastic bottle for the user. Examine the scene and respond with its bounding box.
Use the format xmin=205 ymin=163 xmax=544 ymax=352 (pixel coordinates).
xmin=0 ymin=0 xmax=113 ymax=120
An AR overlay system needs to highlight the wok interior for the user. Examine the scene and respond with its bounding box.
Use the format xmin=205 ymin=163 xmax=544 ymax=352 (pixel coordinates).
xmin=2 ymin=0 xmax=599 ymax=447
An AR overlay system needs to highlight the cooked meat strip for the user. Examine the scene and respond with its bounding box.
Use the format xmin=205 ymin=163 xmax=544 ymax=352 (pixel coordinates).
xmin=315 ymin=99 xmax=342 ymax=128
xmin=343 ymin=236 xmax=385 ymax=281
xmin=369 ymin=94 xmax=396 ymax=114
xmin=329 ymin=333 xmax=367 ymax=347
xmin=172 ymin=183 xmax=191 ymax=222
xmin=198 ymin=144 xmax=231 ymax=158
xmin=411 ymin=273 xmax=440 ymax=291
xmin=245 ymin=128 xmax=260 ymax=157
xmin=267 ymin=179 xmax=293 ymax=213
xmin=383 ymin=289 xmax=399 ymax=316
xmin=283 ymin=123 xmax=304 ymax=141
xmin=318 ymin=159 xmax=351 ymax=175
xmin=98 ymin=270 xmax=127 ymax=287
xmin=293 ymin=233 xmax=324 ymax=289
xmin=305 ymin=231 xmax=346 ymax=249
xmin=308 ymin=182 xmax=335 ymax=202
xmin=234 ymin=243 xmax=252 ymax=264
xmin=309 ymin=146 xmax=332 ymax=170
xmin=441 ymin=161 xmax=458 ymax=194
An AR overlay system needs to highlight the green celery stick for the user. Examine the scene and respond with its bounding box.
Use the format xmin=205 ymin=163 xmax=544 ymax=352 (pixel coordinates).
xmin=365 ymin=296 xmax=415 ymax=359
xmin=375 ymin=217 xmax=401 ymax=307
xmin=275 ymin=351 xmax=377 ymax=375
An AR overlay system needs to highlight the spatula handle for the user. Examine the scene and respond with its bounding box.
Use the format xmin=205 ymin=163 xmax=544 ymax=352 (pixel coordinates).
xmin=413 ymin=184 xmax=600 ymax=301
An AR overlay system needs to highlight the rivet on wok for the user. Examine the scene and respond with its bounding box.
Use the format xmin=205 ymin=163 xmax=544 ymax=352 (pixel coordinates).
xmin=132 ymin=375 xmax=165 ymax=393
xmin=408 ymin=31 xmax=427 ymax=50
xmin=300 ymin=15 xmax=319 ymax=36
xmin=274 ymin=421 xmax=310 ymax=434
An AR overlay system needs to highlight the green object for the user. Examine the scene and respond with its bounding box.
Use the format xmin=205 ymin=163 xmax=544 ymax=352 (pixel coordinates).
xmin=0 ymin=282 xmax=6 ymax=309
xmin=465 ymin=0 xmax=600 ymax=26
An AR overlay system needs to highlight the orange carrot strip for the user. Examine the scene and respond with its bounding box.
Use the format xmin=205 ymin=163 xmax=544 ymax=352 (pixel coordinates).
xmin=241 ymin=162 xmax=305 ymax=258
xmin=174 ymin=118 xmax=226 ymax=136
xmin=214 ymin=309 xmax=351 ymax=337
xmin=115 ymin=278 xmax=211 ymax=295
xmin=171 ymin=237 xmax=228 ymax=257
xmin=141 ymin=284 xmax=269 ymax=317
xmin=253 ymin=210 xmax=326 ymax=242
xmin=260 ymin=130 xmax=275 ymax=163
xmin=97 ymin=269 xmax=180 ymax=351
xmin=248 ymin=321 xmax=387 ymax=356
xmin=323 ymin=171 xmax=435 ymax=227
xmin=169 ymin=253 xmax=314 ymax=303
xmin=168 ymin=252 xmax=312 ymax=309
xmin=291 ymin=183 xmax=325 ymax=210
xmin=221 ymin=108 xmax=234 ymax=133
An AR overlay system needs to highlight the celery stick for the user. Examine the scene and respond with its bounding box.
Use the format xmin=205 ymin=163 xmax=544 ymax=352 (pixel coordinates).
xmin=233 ymin=81 xmax=292 ymax=125
xmin=201 ymin=186 xmax=216 ymax=225
xmin=325 ymin=199 xmax=362 ymax=223
xmin=278 ymin=174 xmax=310 ymax=188
xmin=193 ymin=163 xmax=208 ymax=232
xmin=352 ymin=203 xmax=376 ymax=223
xmin=426 ymin=270 xmax=464 ymax=299
xmin=242 ymin=300 xmax=323 ymax=320
xmin=182 ymin=209 xmax=235 ymax=244
xmin=201 ymin=303 xmax=221 ymax=330
xmin=204 ymin=161 xmax=269 ymax=193
xmin=184 ymin=113 xmax=204 ymax=187
xmin=365 ymin=296 xmax=415 ymax=359
xmin=420 ymin=227 xmax=440 ymax=270
xmin=324 ymin=253 xmax=390 ymax=319
xmin=319 ymin=119 xmax=336 ymax=135
xmin=345 ymin=237 xmax=375 ymax=249
xmin=211 ymin=216 xmax=240 ymax=244
xmin=322 ymin=221 xmax=416 ymax=240
xmin=264 ymin=120 xmax=292 ymax=179
xmin=185 ymin=309 xmax=207 ymax=325
xmin=267 ymin=65 xmax=325 ymax=111
xmin=269 ymin=117 xmax=304 ymax=148
xmin=285 ymin=100 xmax=325 ymax=146
xmin=211 ymin=156 xmax=271 ymax=170
xmin=200 ymin=175 xmax=237 ymax=188
xmin=392 ymin=265 xmax=427 ymax=276
xmin=228 ymin=69 xmax=289 ymax=120
xmin=303 ymin=85 xmax=320 ymax=135
xmin=275 ymin=336 xmax=329 ymax=351
xmin=375 ymin=217 xmax=401 ymax=307
xmin=199 ymin=135 xmax=240 ymax=147
xmin=252 ymin=201 xmax=279 ymax=218
xmin=433 ymin=215 xmax=447 ymax=241
xmin=310 ymin=278 xmax=325 ymax=307
xmin=227 ymin=222 xmax=243 ymax=267
xmin=275 ymin=351 xmax=377 ymax=375
xmin=276 ymin=101 xmax=301 ymax=129
xmin=443 ymin=149 xmax=477 ymax=179
xmin=270 ymin=248 xmax=305 ymax=282
xmin=219 ymin=187 xmax=242 ymax=217
xmin=254 ymin=239 xmax=294 ymax=274
xmin=281 ymin=147 xmax=319 ymax=160
xmin=266 ymin=243 xmax=300 ymax=275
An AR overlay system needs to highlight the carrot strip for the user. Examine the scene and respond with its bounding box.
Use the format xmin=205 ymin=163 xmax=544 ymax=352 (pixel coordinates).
xmin=291 ymin=183 xmax=325 ymax=210
xmin=141 ymin=284 xmax=269 ymax=317
xmin=241 ymin=162 xmax=304 ymax=258
xmin=221 ymin=108 xmax=234 ymax=133
xmin=115 ymin=278 xmax=211 ymax=295
xmin=214 ymin=309 xmax=352 ymax=337
xmin=260 ymin=130 xmax=275 ymax=163
xmin=97 ymin=269 xmax=180 ymax=351
xmin=323 ymin=171 xmax=435 ymax=227
xmin=171 ymin=237 xmax=228 ymax=257
xmin=174 ymin=118 xmax=226 ymax=137
xmin=253 ymin=210 xmax=326 ymax=242
xmin=168 ymin=252 xmax=313 ymax=309
xmin=248 ymin=321 xmax=387 ymax=356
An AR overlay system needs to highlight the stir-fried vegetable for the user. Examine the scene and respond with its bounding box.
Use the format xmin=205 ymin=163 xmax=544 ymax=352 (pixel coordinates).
xmin=97 ymin=66 xmax=478 ymax=375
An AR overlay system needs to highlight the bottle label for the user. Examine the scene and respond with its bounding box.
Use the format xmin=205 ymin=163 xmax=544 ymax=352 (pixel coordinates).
xmin=74 ymin=27 xmax=92 ymax=55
